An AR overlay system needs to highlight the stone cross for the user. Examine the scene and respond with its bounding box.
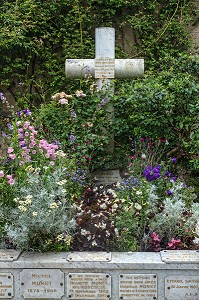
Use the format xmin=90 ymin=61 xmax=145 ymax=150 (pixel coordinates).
xmin=65 ymin=27 xmax=144 ymax=160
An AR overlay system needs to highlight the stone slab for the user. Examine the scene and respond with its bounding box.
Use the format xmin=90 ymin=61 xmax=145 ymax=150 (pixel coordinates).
xmin=0 ymin=251 xmax=198 ymax=299
xmin=67 ymin=252 xmax=112 ymax=261
xmin=0 ymin=273 xmax=14 ymax=299
xmin=93 ymin=169 xmax=123 ymax=185
xmin=161 ymin=250 xmax=199 ymax=263
xmin=119 ymin=274 xmax=157 ymax=300
xmin=20 ymin=269 xmax=64 ymax=299
xmin=67 ymin=273 xmax=111 ymax=299
xmin=165 ymin=275 xmax=199 ymax=300
xmin=0 ymin=249 xmax=21 ymax=261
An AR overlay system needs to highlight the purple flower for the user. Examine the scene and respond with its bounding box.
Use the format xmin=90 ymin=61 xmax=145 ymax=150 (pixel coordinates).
xmin=0 ymin=92 xmax=6 ymax=102
xmin=98 ymin=98 xmax=107 ymax=107
xmin=70 ymin=134 xmax=75 ymax=144
xmin=167 ymin=189 xmax=172 ymax=196
xmin=1 ymin=131 xmax=7 ymax=138
xmin=23 ymin=109 xmax=31 ymax=115
xmin=17 ymin=111 xmax=21 ymax=116
xmin=171 ymin=157 xmax=177 ymax=163
xmin=143 ymin=165 xmax=161 ymax=181
xmin=171 ymin=177 xmax=177 ymax=182
xmin=70 ymin=109 xmax=77 ymax=118
xmin=7 ymin=123 xmax=14 ymax=130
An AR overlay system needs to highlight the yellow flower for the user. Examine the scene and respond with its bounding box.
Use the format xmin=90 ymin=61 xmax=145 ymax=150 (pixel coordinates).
xmin=32 ymin=211 xmax=38 ymax=217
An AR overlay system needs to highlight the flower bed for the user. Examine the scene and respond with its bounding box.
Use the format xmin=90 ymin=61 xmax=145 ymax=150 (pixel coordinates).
xmin=0 ymin=90 xmax=198 ymax=252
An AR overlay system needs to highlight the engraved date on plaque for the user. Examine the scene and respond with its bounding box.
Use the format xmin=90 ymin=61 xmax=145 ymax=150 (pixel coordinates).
xmin=165 ymin=276 xmax=199 ymax=300
xmin=20 ymin=269 xmax=64 ymax=299
xmin=119 ymin=274 xmax=157 ymax=300
xmin=67 ymin=273 xmax=111 ymax=299
xmin=0 ymin=273 xmax=14 ymax=299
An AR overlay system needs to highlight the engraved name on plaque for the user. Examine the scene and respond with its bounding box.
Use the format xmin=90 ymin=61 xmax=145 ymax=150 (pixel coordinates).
xmin=165 ymin=275 xmax=199 ymax=300
xmin=95 ymin=58 xmax=115 ymax=78
xmin=119 ymin=274 xmax=157 ymax=300
xmin=20 ymin=269 xmax=64 ymax=299
xmin=67 ymin=273 xmax=111 ymax=299
xmin=0 ymin=273 xmax=14 ymax=299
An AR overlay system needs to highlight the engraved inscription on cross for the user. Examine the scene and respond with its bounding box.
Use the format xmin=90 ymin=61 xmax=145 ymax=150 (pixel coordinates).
xmin=65 ymin=27 xmax=144 ymax=152
xmin=65 ymin=27 xmax=144 ymax=84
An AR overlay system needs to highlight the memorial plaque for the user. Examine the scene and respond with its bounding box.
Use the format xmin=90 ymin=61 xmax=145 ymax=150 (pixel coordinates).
xmin=20 ymin=269 xmax=64 ymax=299
xmin=93 ymin=169 xmax=122 ymax=185
xmin=0 ymin=273 xmax=14 ymax=299
xmin=161 ymin=250 xmax=199 ymax=263
xmin=0 ymin=249 xmax=21 ymax=261
xmin=67 ymin=273 xmax=111 ymax=299
xmin=67 ymin=251 xmax=111 ymax=261
xmin=95 ymin=58 xmax=115 ymax=78
xmin=165 ymin=275 xmax=199 ymax=300
xmin=119 ymin=274 xmax=157 ymax=300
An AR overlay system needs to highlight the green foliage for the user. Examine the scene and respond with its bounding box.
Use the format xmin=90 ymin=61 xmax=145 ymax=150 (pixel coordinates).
xmin=0 ymin=0 xmax=196 ymax=107
xmin=113 ymin=55 xmax=199 ymax=173
xmin=36 ymin=81 xmax=114 ymax=171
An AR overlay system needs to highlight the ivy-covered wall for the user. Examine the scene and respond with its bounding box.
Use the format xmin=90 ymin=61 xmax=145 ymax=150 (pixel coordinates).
xmin=0 ymin=0 xmax=197 ymax=108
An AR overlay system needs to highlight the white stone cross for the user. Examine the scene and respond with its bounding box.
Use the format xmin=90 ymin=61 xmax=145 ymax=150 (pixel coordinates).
xmin=65 ymin=27 xmax=144 ymax=153
xmin=65 ymin=27 xmax=144 ymax=83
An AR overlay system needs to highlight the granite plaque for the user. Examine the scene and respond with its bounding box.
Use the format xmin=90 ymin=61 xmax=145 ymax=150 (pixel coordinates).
xmin=165 ymin=275 xmax=199 ymax=300
xmin=95 ymin=58 xmax=115 ymax=78
xmin=119 ymin=274 xmax=157 ymax=300
xmin=20 ymin=269 xmax=64 ymax=299
xmin=67 ymin=273 xmax=111 ymax=299
xmin=161 ymin=250 xmax=199 ymax=263
xmin=67 ymin=252 xmax=111 ymax=261
xmin=0 ymin=249 xmax=21 ymax=261
xmin=0 ymin=273 xmax=14 ymax=299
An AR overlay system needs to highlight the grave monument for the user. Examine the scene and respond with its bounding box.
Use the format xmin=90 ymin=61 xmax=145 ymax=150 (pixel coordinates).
xmin=0 ymin=28 xmax=198 ymax=300
xmin=65 ymin=27 xmax=144 ymax=184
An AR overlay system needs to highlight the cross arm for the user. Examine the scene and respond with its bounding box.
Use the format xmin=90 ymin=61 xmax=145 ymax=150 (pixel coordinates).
xmin=65 ymin=59 xmax=144 ymax=79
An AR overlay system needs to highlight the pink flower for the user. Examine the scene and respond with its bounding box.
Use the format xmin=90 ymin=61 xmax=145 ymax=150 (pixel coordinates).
xmin=16 ymin=121 xmax=22 ymax=126
xmin=49 ymin=161 xmax=55 ymax=166
xmin=9 ymin=154 xmax=16 ymax=160
xmin=7 ymin=147 xmax=14 ymax=154
xmin=167 ymin=238 xmax=181 ymax=249
xmin=32 ymin=150 xmax=36 ymax=154
xmin=7 ymin=179 xmax=15 ymax=185
xmin=23 ymin=121 xmax=30 ymax=129
xmin=25 ymin=155 xmax=31 ymax=162
xmin=24 ymin=131 xmax=29 ymax=137
xmin=0 ymin=170 xmax=4 ymax=177
xmin=151 ymin=232 xmax=160 ymax=241
xmin=6 ymin=175 xmax=13 ymax=180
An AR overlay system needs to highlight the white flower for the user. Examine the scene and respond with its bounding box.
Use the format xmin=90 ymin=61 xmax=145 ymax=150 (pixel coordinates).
xmin=141 ymin=153 xmax=146 ymax=159
xmin=13 ymin=197 xmax=20 ymax=203
xmin=32 ymin=211 xmax=38 ymax=217
xmin=100 ymin=203 xmax=107 ymax=209
xmin=134 ymin=203 xmax=142 ymax=211
xmin=58 ymin=98 xmax=68 ymax=105
xmin=91 ymin=240 xmax=97 ymax=246
xmin=135 ymin=190 xmax=142 ymax=195
xmin=50 ymin=202 xmax=58 ymax=209
xmin=18 ymin=205 xmax=27 ymax=212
